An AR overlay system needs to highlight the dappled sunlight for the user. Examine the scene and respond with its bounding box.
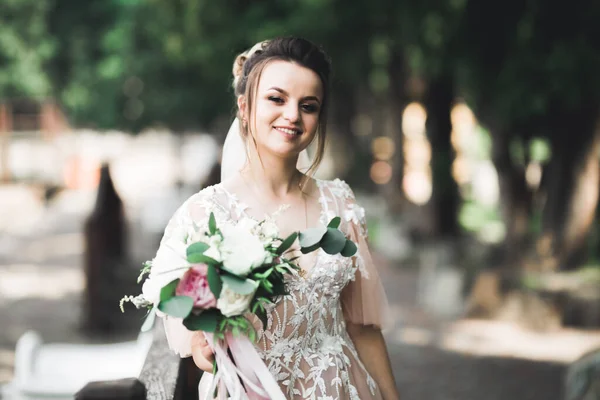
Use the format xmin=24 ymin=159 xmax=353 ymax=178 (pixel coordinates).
xmin=441 ymin=319 xmax=600 ymax=363
xmin=390 ymin=319 xmax=600 ymax=364
xmin=402 ymin=102 xmax=432 ymax=204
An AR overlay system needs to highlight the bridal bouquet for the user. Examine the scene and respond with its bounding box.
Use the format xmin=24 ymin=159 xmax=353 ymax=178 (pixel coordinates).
xmin=121 ymin=212 xmax=357 ymax=399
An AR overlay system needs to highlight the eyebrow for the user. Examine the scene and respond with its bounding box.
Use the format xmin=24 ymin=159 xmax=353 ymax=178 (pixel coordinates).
xmin=268 ymin=87 xmax=321 ymax=104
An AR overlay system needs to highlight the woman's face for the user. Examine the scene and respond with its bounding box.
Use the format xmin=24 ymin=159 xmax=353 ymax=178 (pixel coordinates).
xmin=241 ymin=60 xmax=323 ymax=161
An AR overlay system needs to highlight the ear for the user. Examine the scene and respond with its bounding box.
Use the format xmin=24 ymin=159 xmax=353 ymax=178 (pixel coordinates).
xmin=237 ymin=95 xmax=246 ymax=120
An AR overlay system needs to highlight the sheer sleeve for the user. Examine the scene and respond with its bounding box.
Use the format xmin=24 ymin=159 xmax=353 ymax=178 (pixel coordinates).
xmin=151 ymin=191 xmax=212 ymax=358
xmin=336 ymin=181 xmax=391 ymax=331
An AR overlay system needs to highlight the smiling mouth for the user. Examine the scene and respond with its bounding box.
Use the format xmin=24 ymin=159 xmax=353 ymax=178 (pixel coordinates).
xmin=275 ymin=127 xmax=303 ymax=136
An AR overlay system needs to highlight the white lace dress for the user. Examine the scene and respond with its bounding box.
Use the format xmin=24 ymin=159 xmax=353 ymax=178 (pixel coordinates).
xmin=156 ymin=179 xmax=390 ymax=400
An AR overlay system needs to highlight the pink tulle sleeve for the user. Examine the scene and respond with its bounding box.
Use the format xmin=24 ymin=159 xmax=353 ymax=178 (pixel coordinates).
xmin=338 ymin=182 xmax=391 ymax=331
xmin=152 ymin=193 xmax=209 ymax=358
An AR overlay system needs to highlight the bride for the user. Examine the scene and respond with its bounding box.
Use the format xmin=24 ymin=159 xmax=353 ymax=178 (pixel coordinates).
xmin=155 ymin=37 xmax=400 ymax=399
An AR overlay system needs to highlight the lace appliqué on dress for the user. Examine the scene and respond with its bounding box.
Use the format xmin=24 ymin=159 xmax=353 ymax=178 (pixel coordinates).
xmin=164 ymin=180 xmax=382 ymax=399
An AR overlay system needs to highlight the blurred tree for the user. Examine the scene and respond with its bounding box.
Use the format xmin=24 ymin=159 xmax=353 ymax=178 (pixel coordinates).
xmin=46 ymin=0 xmax=135 ymax=128
xmin=457 ymin=0 xmax=600 ymax=323
xmin=0 ymin=0 xmax=55 ymax=98
xmin=456 ymin=0 xmax=600 ymax=269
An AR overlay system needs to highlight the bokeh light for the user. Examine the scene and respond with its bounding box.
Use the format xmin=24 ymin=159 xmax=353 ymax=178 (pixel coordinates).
xmin=370 ymin=160 xmax=392 ymax=184
xmin=371 ymin=136 xmax=396 ymax=161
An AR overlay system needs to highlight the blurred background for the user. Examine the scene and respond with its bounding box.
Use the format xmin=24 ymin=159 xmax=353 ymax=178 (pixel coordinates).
xmin=1 ymin=0 xmax=600 ymax=399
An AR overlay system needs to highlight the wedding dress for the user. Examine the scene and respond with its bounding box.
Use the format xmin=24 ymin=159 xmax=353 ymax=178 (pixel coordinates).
xmin=157 ymin=178 xmax=389 ymax=400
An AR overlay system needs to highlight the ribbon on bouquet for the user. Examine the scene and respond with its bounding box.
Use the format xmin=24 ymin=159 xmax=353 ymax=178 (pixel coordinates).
xmin=203 ymin=332 xmax=286 ymax=400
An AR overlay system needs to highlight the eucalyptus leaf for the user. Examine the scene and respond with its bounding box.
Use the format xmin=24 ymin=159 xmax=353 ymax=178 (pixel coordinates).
xmin=140 ymin=307 xmax=157 ymax=332
xmin=207 ymin=264 xmax=222 ymax=297
xmin=160 ymin=279 xmax=180 ymax=302
xmin=183 ymin=309 xmax=220 ymax=332
xmin=298 ymin=226 xmax=327 ymax=248
xmin=340 ymin=239 xmax=358 ymax=257
xmin=276 ymin=232 xmax=298 ymax=255
xmin=320 ymin=228 xmax=347 ymax=255
xmin=209 ymin=212 xmax=217 ymax=235
xmin=187 ymin=242 xmax=210 ymax=263
xmin=327 ymin=217 xmax=341 ymax=229
xmin=222 ymin=274 xmax=259 ymax=295
xmin=158 ymin=296 xmax=194 ymax=318
xmin=301 ymin=243 xmax=321 ymax=254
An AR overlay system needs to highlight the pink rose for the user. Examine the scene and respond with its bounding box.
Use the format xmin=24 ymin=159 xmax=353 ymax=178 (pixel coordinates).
xmin=176 ymin=264 xmax=217 ymax=309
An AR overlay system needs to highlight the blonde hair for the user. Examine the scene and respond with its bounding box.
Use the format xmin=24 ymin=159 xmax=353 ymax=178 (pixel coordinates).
xmin=231 ymin=37 xmax=331 ymax=183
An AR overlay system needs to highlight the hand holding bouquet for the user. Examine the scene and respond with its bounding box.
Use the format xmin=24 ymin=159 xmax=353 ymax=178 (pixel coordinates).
xmin=121 ymin=213 xmax=356 ymax=399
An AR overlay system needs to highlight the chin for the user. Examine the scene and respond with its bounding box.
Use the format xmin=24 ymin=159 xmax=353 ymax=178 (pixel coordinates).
xmin=266 ymin=144 xmax=307 ymax=159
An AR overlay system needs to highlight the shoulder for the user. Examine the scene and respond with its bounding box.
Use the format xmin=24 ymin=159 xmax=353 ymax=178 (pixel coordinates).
xmin=172 ymin=184 xmax=230 ymax=224
xmin=318 ymin=178 xmax=368 ymax=236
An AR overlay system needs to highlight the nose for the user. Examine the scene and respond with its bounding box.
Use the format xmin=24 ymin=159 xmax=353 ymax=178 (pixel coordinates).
xmin=283 ymin=102 xmax=300 ymax=123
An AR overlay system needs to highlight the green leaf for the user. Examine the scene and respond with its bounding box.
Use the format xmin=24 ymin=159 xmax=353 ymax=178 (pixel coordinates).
xmin=160 ymin=279 xmax=180 ymax=302
xmin=209 ymin=212 xmax=217 ymax=235
xmin=207 ymin=264 xmax=222 ymax=297
xmin=340 ymin=239 xmax=358 ymax=257
xmin=158 ymin=296 xmax=194 ymax=318
xmin=270 ymin=280 xmax=287 ymax=296
xmin=255 ymin=309 xmax=268 ymax=329
xmin=276 ymin=232 xmax=298 ymax=255
xmin=301 ymin=243 xmax=321 ymax=254
xmin=186 ymin=242 xmax=210 ymax=263
xmin=327 ymin=217 xmax=341 ymax=229
xmin=183 ymin=309 xmax=220 ymax=332
xmin=320 ymin=228 xmax=347 ymax=255
xmin=140 ymin=307 xmax=157 ymax=332
xmin=298 ymin=226 xmax=327 ymax=249
xmin=222 ymin=274 xmax=258 ymax=295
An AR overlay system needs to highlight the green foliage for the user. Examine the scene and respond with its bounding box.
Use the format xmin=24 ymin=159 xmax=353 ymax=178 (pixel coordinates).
xmin=140 ymin=307 xmax=157 ymax=332
xmin=276 ymin=232 xmax=298 ymax=256
xmin=0 ymin=0 xmax=55 ymax=97
xmin=160 ymin=279 xmax=179 ymax=302
xmin=207 ymin=264 xmax=222 ymax=298
xmin=327 ymin=217 xmax=341 ymax=229
xmin=298 ymin=227 xmax=327 ymax=249
xmin=158 ymin=295 xmax=194 ymax=318
xmin=221 ymin=274 xmax=258 ymax=295
xmin=186 ymin=242 xmax=211 ymax=263
xmin=320 ymin=228 xmax=347 ymax=255
xmin=183 ymin=309 xmax=220 ymax=332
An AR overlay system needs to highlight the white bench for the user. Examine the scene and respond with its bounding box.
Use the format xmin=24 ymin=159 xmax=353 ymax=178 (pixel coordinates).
xmin=2 ymin=330 xmax=153 ymax=399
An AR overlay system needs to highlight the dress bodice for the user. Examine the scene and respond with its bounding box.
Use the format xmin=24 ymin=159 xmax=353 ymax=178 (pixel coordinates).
xmin=160 ymin=178 xmax=386 ymax=399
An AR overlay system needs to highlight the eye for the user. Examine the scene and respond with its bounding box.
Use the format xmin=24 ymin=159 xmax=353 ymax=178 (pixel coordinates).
xmin=301 ymin=103 xmax=319 ymax=113
xmin=268 ymin=96 xmax=284 ymax=104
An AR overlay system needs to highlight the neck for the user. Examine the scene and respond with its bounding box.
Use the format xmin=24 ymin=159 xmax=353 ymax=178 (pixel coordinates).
xmin=241 ymin=149 xmax=302 ymax=199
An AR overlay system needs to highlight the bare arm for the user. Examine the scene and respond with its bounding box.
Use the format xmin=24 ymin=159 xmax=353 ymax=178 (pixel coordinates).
xmin=347 ymin=322 xmax=400 ymax=400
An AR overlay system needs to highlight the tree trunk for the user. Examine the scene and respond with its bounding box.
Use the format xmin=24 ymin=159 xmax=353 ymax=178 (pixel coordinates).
xmin=384 ymin=47 xmax=406 ymax=213
xmin=490 ymin=131 xmax=533 ymax=266
xmin=541 ymin=110 xmax=600 ymax=270
xmin=424 ymin=75 xmax=459 ymax=237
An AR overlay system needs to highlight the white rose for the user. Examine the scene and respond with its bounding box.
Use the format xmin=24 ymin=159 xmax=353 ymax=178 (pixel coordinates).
xmin=203 ymin=244 xmax=222 ymax=262
xmin=260 ymin=220 xmax=279 ymax=241
xmin=217 ymin=281 xmax=259 ymax=317
xmin=219 ymin=224 xmax=269 ymax=276
xmin=237 ymin=217 xmax=259 ymax=234
xmin=142 ymin=238 xmax=189 ymax=304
